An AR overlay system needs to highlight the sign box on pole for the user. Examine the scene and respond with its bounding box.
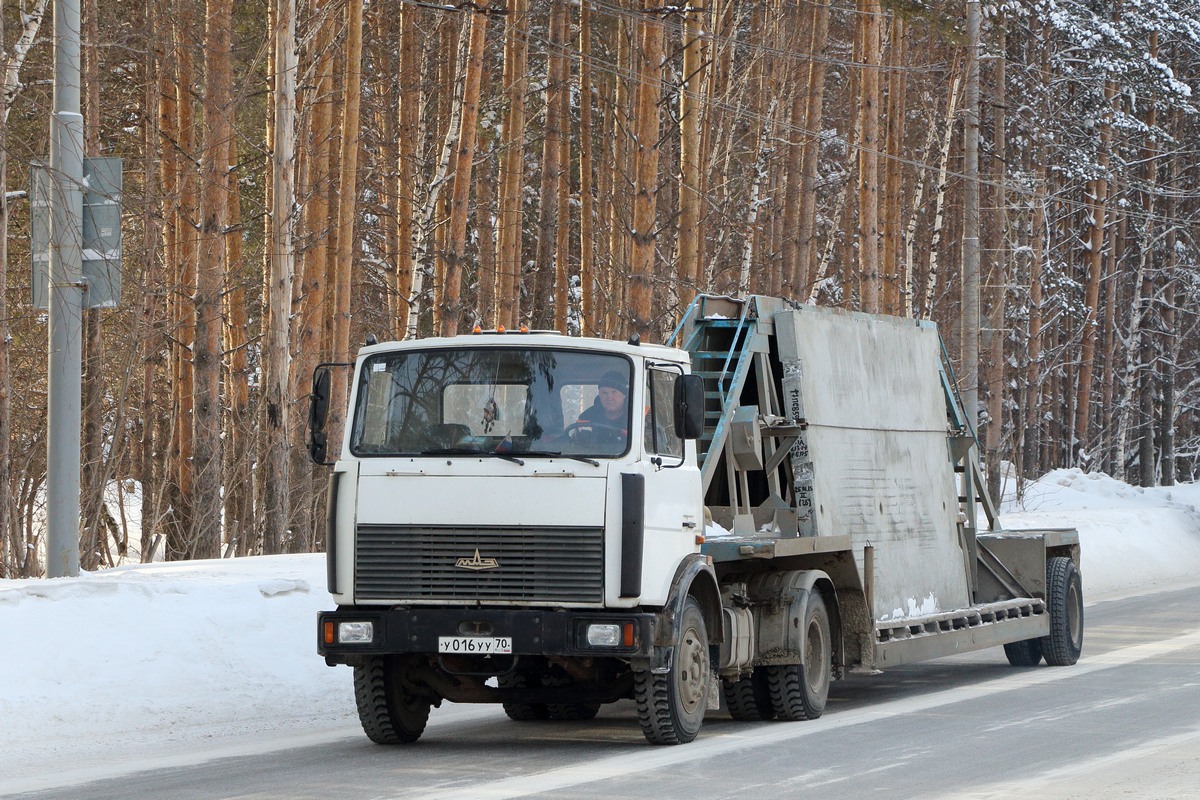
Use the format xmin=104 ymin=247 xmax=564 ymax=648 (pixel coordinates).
xmin=31 ymin=156 xmax=123 ymax=309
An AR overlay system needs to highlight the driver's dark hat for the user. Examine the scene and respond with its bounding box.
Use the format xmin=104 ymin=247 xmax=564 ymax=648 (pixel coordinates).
xmin=598 ymin=370 xmax=628 ymax=394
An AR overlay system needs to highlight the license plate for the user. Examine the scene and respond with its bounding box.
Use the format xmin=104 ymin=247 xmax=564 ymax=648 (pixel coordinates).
xmin=437 ymin=636 xmax=512 ymax=655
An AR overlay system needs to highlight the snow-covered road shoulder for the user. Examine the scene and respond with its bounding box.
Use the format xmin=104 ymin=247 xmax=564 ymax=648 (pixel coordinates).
xmin=1 ymin=555 xmax=357 ymax=792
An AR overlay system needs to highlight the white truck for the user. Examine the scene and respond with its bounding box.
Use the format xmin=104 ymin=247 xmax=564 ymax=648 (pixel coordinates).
xmin=311 ymin=294 xmax=1083 ymax=746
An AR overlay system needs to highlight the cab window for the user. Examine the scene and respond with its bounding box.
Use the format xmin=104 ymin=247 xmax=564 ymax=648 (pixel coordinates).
xmin=644 ymin=369 xmax=683 ymax=457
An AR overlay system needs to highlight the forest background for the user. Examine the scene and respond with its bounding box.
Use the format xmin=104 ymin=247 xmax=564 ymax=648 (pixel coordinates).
xmin=0 ymin=0 xmax=1197 ymax=576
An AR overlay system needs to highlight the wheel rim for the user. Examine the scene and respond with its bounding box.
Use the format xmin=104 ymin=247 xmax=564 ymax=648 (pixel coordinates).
xmin=678 ymin=623 xmax=708 ymax=714
xmin=1067 ymin=580 xmax=1082 ymax=647
xmin=805 ymin=616 xmax=828 ymax=693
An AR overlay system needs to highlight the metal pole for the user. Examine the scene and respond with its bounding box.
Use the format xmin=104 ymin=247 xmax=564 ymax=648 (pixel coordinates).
xmin=960 ymin=0 xmax=981 ymax=437
xmin=46 ymin=0 xmax=84 ymax=577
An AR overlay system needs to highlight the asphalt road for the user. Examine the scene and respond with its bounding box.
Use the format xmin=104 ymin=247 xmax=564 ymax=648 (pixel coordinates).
xmin=10 ymin=584 xmax=1200 ymax=800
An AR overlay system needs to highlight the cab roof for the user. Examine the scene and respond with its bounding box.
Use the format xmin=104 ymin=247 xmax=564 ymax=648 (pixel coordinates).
xmin=356 ymin=332 xmax=688 ymax=364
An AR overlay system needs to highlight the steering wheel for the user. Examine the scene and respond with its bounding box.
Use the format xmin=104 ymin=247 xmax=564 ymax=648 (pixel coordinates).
xmin=563 ymin=420 xmax=624 ymax=441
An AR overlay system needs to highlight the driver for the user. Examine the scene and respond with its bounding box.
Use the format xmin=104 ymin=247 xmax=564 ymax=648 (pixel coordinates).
xmin=572 ymin=370 xmax=629 ymax=443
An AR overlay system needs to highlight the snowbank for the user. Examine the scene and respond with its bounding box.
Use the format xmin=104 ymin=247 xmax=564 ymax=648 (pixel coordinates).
xmin=1000 ymin=469 xmax=1200 ymax=600
xmin=0 ymin=555 xmax=357 ymax=792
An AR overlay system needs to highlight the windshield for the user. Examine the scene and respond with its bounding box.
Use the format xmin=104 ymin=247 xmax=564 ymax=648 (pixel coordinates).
xmin=350 ymin=348 xmax=634 ymax=458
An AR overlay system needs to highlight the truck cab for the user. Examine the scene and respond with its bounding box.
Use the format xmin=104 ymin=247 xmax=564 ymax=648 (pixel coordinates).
xmin=314 ymin=331 xmax=717 ymax=745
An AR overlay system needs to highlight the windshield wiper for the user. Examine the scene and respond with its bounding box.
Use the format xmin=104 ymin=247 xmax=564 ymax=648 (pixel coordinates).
xmin=420 ymin=447 xmax=525 ymax=466
xmin=521 ymin=450 xmax=600 ymax=466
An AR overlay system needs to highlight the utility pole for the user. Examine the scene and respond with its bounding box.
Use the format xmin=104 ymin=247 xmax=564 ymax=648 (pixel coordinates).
xmin=46 ymin=0 xmax=84 ymax=577
xmin=961 ymin=0 xmax=981 ymax=435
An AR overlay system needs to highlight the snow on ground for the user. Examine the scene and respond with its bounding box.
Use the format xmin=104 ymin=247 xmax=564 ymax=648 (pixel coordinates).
xmin=3 ymin=470 xmax=1200 ymax=794
xmin=999 ymin=468 xmax=1200 ymax=600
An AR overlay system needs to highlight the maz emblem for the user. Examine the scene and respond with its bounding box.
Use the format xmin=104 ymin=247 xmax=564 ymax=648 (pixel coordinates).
xmin=455 ymin=549 xmax=500 ymax=571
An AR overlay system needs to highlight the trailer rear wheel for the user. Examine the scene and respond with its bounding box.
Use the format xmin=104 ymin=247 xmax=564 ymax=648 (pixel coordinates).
xmin=1041 ymin=556 xmax=1084 ymax=666
xmin=1003 ymin=637 xmax=1044 ymax=667
xmin=353 ymin=656 xmax=433 ymax=744
xmin=767 ymin=592 xmax=831 ymax=721
xmin=635 ymin=596 xmax=710 ymax=745
xmin=723 ymin=667 xmax=775 ymax=721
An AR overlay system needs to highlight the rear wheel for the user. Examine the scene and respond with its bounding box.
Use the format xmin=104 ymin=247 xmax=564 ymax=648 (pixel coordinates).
xmin=353 ymin=656 xmax=433 ymax=744
xmin=544 ymin=669 xmax=601 ymax=721
xmin=1003 ymin=637 xmax=1044 ymax=667
xmin=635 ymin=596 xmax=710 ymax=745
xmin=1041 ymin=556 xmax=1084 ymax=666
xmin=498 ymin=672 xmax=548 ymax=721
xmin=723 ymin=667 xmax=774 ymax=721
xmin=766 ymin=592 xmax=831 ymax=721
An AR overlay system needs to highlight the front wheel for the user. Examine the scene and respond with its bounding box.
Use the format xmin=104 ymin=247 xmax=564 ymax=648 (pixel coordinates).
xmin=353 ymin=655 xmax=434 ymax=744
xmin=636 ymin=596 xmax=710 ymax=745
xmin=1041 ymin=556 xmax=1084 ymax=666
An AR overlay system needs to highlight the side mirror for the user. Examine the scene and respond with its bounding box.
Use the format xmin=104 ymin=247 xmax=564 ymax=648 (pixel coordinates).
xmin=674 ymin=373 xmax=705 ymax=440
xmin=308 ymin=367 xmax=332 ymax=464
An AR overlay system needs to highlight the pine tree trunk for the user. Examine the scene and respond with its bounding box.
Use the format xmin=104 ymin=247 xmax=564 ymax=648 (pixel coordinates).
xmin=78 ymin=0 xmax=107 ymax=569
xmin=192 ymin=0 xmax=233 ymax=560
xmin=797 ymin=7 xmax=831 ymax=296
xmin=676 ymin=5 xmax=704 ymax=308
xmin=856 ymin=0 xmax=881 ymax=313
xmin=577 ymin=0 xmax=597 ymax=333
xmin=1100 ymin=208 xmax=1123 ymax=474
xmin=438 ymin=9 xmax=487 ymax=336
xmin=394 ymin=5 xmax=420 ymax=337
xmin=1074 ymin=79 xmax=1117 ymax=464
xmin=496 ymin=0 xmax=528 ymax=329
xmin=531 ymin=0 xmax=568 ymax=328
xmin=607 ymin=7 xmax=637 ymax=334
xmin=329 ymin=0 xmax=365 ymax=462
xmin=169 ymin=5 xmax=197 ymax=559
xmin=881 ymin=15 xmax=906 ymax=315
xmin=629 ymin=2 xmax=662 ymax=339
xmin=983 ymin=19 xmax=1006 ymax=503
xmin=263 ymin=0 xmax=296 ymax=554
xmin=223 ymin=134 xmax=252 ymax=554
xmin=1160 ymin=122 xmax=1179 ymax=486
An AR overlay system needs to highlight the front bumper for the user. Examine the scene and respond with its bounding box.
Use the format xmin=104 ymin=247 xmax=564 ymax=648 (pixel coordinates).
xmin=318 ymin=606 xmax=657 ymax=664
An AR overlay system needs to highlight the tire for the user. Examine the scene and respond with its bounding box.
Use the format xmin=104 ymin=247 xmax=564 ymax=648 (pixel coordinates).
xmin=353 ymin=656 xmax=433 ymax=744
xmin=548 ymin=702 xmax=601 ymax=721
xmin=635 ymin=596 xmax=710 ymax=745
xmin=1003 ymin=637 xmax=1044 ymax=667
xmin=766 ymin=591 xmax=831 ymax=721
xmin=1041 ymin=556 xmax=1084 ymax=666
xmin=723 ymin=667 xmax=775 ymax=721
xmin=497 ymin=672 xmax=548 ymax=721
xmin=544 ymin=669 xmax=601 ymax=721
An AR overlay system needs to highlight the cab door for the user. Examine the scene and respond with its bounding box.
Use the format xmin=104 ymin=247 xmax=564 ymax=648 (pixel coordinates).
xmin=636 ymin=366 xmax=703 ymax=605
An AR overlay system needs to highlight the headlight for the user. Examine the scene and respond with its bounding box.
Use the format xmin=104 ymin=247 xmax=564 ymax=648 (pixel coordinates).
xmin=586 ymin=623 xmax=621 ymax=647
xmin=338 ymin=621 xmax=375 ymax=644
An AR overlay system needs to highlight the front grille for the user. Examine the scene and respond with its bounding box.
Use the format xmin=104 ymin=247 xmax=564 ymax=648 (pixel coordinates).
xmin=355 ymin=525 xmax=604 ymax=604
